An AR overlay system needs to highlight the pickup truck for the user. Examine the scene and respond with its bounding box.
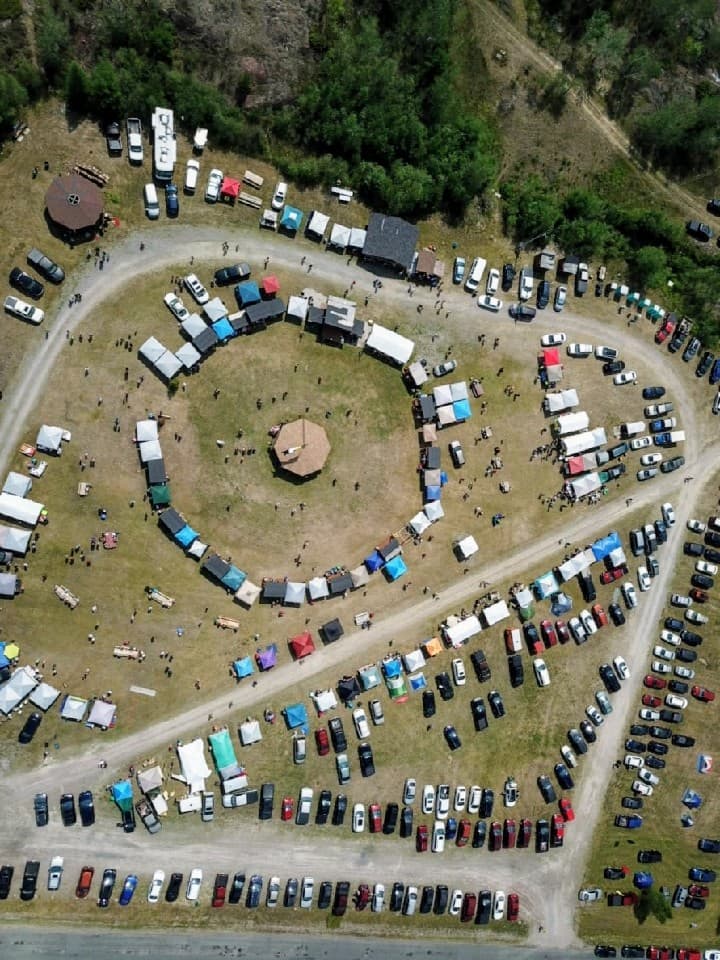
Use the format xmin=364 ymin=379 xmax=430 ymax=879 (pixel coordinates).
xmin=126 ymin=118 xmax=143 ymax=164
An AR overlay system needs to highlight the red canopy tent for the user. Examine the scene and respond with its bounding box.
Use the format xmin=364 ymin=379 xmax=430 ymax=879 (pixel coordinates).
xmin=262 ymin=275 xmax=280 ymax=296
xmin=542 ymin=347 xmax=560 ymax=367
xmin=220 ymin=177 xmax=240 ymax=201
xmin=289 ymin=631 xmax=316 ymax=660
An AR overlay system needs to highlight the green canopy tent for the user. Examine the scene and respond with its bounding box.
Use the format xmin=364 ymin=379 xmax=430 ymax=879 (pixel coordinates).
xmin=149 ymin=483 xmax=171 ymax=507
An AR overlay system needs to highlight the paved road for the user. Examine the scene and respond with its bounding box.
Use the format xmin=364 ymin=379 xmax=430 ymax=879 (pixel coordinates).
xmin=0 ymin=220 xmax=715 ymax=950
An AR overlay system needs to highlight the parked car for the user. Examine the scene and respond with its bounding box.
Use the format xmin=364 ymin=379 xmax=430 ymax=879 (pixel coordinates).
xmin=204 ymin=168 xmax=223 ymax=202
xmin=4 ymin=295 xmax=44 ymax=325
xmin=34 ymin=792 xmax=48 ymax=827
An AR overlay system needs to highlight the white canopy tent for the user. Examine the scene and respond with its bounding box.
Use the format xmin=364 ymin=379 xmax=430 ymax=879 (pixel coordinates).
xmin=436 ymin=405 xmax=457 ymax=427
xmin=175 ymin=343 xmax=202 ymax=370
xmin=284 ymin=581 xmax=306 ymax=605
xmin=239 ymin=719 xmax=263 ymax=746
xmin=307 ymin=210 xmax=330 ymax=239
xmin=177 ymin=738 xmax=212 ymax=793
xmin=28 ymin=681 xmax=60 ymax=711
xmin=365 ymin=324 xmax=414 ymax=365
xmin=234 ymin=579 xmax=260 ymax=607
xmin=181 ymin=313 xmax=207 ymax=338
xmin=135 ymin=419 xmax=159 ymax=443
xmin=310 ymin=689 xmax=338 ymax=713
xmin=154 ymin=350 xmax=182 ymax=380
xmin=328 ymin=223 xmax=351 ymax=250
xmin=556 ymin=411 xmax=590 ymax=436
xmin=403 ymin=649 xmax=426 ymax=672
xmin=350 ymin=565 xmax=370 ymax=588
xmin=307 ymin=576 xmax=330 ymax=601
xmin=137 ymin=765 xmax=164 ymax=794
xmin=569 ymin=472 xmax=603 ymax=500
xmin=2 ymin=472 xmax=32 ymax=497
xmin=544 ymin=389 xmax=579 ymax=413
xmin=408 ymin=511 xmax=431 ymax=536
xmin=87 ymin=699 xmax=116 ymax=728
xmin=60 ymin=694 xmax=88 ymax=721
xmin=561 ymin=427 xmax=607 ymax=457
xmin=139 ymin=336 xmax=166 ymax=364
xmin=0 ymin=493 xmax=44 ymax=526
xmin=455 ymin=535 xmax=479 ymax=559
xmin=483 ymin=599 xmax=510 ymax=626
xmin=0 ymin=524 xmax=31 ymax=553
xmin=348 ymin=227 xmax=367 ymax=249
xmin=138 ymin=439 xmax=163 ymax=463
xmin=444 ymin=614 xmax=481 ymax=647
xmin=204 ymin=297 xmax=228 ymax=322
xmin=36 ymin=424 xmax=66 ymax=454
xmin=406 ymin=361 xmax=428 ymax=387
xmin=433 ymin=384 xmax=453 ymax=406
xmin=424 ymin=501 xmax=445 ymax=523
xmin=287 ymin=295 xmax=309 ymax=322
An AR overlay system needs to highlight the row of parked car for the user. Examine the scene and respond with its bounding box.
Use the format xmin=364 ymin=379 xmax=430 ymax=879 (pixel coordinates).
xmin=596 ymin=944 xmax=720 ymax=958
xmin=3 ymin=249 xmax=66 ymax=325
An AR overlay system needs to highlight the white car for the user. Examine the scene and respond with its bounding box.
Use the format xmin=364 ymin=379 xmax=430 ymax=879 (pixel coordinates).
xmin=47 ymin=856 xmax=64 ymax=891
xmin=659 ymin=629 xmax=681 ymax=646
xmin=567 ymin=343 xmax=593 ymax=357
xmin=624 ymin=754 xmax=644 ymax=769
xmin=271 ymin=181 xmax=287 ymax=210
xmin=568 ymin=616 xmax=585 ymax=643
xmin=686 ymin=608 xmax=708 ymax=624
xmin=404 ymin=887 xmax=419 ymax=916
xmin=296 ymin=787 xmax=313 ymax=824
xmin=449 ymin=889 xmax=463 ymax=917
xmin=580 ymin=609 xmax=598 ymax=635
xmin=637 ymin=566 xmax=651 ymax=591
xmin=163 ymin=292 xmax=189 ymax=321
xmin=533 ymin=657 xmax=550 ymax=687
xmin=632 ymin=780 xmax=653 ymax=797
xmin=369 ymin=699 xmax=384 ymax=725
xmin=186 ymin=868 xmax=202 ymax=901
xmin=422 ymin=784 xmax=435 ymax=814
xmin=352 ymin=708 xmax=370 ymax=739
xmin=639 ymin=708 xmax=660 ymax=721
xmin=640 ymin=453 xmax=663 ymax=466
xmin=637 ymin=468 xmax=658 ymax=482
xmin=452 ymin=658 xmax=466 ymax=686
xmin=204 ymin=168 xmax=223 ymax=202
xmin=403 ymin=778 xmax=417 ymax=805
xmin=613 ymin=370 xmax=637 ymax=385
xmin=184 ymin=273 xmax=209 ymax=304
xmin=675 ymin=665 xmax=695 ymax=679
xmin=352 ymin=803 xmax=365 ymax=833
xmin=697 ymin=560 xmax=718 ymax=575
xmin=622 ymin=582 xmax=637 ymax=609
xmin=586 ymin=705 xmax=604 ymax=727
xmin=266 ymin=876 xmax=280 ymax=907
xmin=688 ymin=518 xmax=707 ymax=533
xmin=467 ymin=785 xmax=482 ymax=813
xmin=478 ymin=294 xmax=503 ymax=312
xmin=4 ymin=295 xmax=44 ymax=325
xmin=372 ymin=883 xmax=385 ymax=913
xmin=638 ymin=768 xmax=659 ymax=786
xmin=561 ymin=743 xmax=578 ymax=768
xmin=493 ymin=890 xmax=506 ymax=921
xmin=704 ymin=950 xmax=720 ymax=960
xmin=503 ymin=777 xmax=519 ymax=807
xmin=666 ymin=694 xmax=688 ymax=709
xmin=554 ymin=285 xmax=567 ymax=311
xmin=653 ymin=644 xmax=675 ymax=661
xmin=613 ymin=655 xmax=630 ymax=680
xmin=432 ymin=819 xmax=446 ymax=853
xmin=454 ymin=785 xmax=467 ymax=811
xmin=541 ymin=332 xmax=567 ymax=347
xmin=519 ymin=270 xmax=533 ymax=300
xmin=436 ymin=784 xmax=450 ymax=819
xmin=486 ymin=268 xmax=500 ymax=294
xmin=147 ymin=869 xmax=165 ymax=903
xmin=652 ymin=660 xmax=671 ymax=674
xmin=661 ymin=502 xmax=675 ymax=525
xmin=671 ymin=593 xmax=692 ymax=608
xmin=630 ymin=436 xmax=652 ymax=450
xmin=300 ymin=877 xmax=314 ymax=909
xmin=184 ymin=159 xmax=200 ymax=194
xmin=714 ymin=392 xmax=720 ymax=416
xmin=578 ymin=887 xmax=603 ymax=902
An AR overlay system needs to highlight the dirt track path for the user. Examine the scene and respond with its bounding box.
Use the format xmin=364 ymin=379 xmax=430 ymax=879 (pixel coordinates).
xmin=0 ymin=222 xmax=715 ymax=948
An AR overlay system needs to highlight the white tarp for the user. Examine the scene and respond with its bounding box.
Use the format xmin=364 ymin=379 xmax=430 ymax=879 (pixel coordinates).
xmin=0 ymin=524 xmax=31 ymax=553
xmin=328 ymin=223 xmax=351 ymax=249
xmin=135 ymin=419 xmax=158 ymax=443
xmin=234 ymin=579 xmax=260 ymax=607
xmin=444 ymin=615 xmax=481 ymax=647
xmin=137 ymin=765 xmax=164 ymax=793
xmin=515 ymin=587 xmax=534 ymax=609
xmin=36 ymin=424 xmax=64 ymax=454
xmin=239 ymin=719 xmax=263 ymax=745
xmin=408 ymin=511 xmax=431 ymax=536
xmin=3 ymin=472 xmax=31 ymax=498
xmin=177 ymin=738 xmax=212 ymax=793
xmin=556 ymin=411 xmax=590 ymax=436
xmin=483 ymin=599 xmax=510 ymax=626
xmin=403 ymin=649 xmax=426 ymax=672
xmin=348 ymin=227 xmax=367 ymax=249
xmin=569 ymin=472 xmax=602 ymax=499
xmin=433 ymin=384 xmax=453 ymax=407
xmin=87 ymin=699 xmax=116 ymax=728
xmin=284 ymin=581 xmax=306 ymax=605
xmin=544 ymin=389 xmax=579 ymax=413
xmin=139 ymin=336 xmax=166 ymax=363
xmin=608 ymin=546 xmax=627 ymax=567
xmin=307 ymin=210 xmax=330 ymax=238
xmin=424 ymin=501 xmax=445 ymax=523
xmin=557 ymin=550 xmax=596 ymax=581
xmin=139 ymin=439 xmax=163 ymax=463
xmin=0 ymin=493 xmax=44 ymax=526
xmin=307 ymin=576 xmax=330 ymax=601
xmin=28 ymin=681 xmax=60 ymax=710
xmin=561 ymin=427 xmax=607 ymax=457
xmin=310 ymin=689 xmax=338 ymax=713
xmin=456 ymin=535 xmax=479 ymax=559
xmin=365 ymin=324 xmax=414 ymax=365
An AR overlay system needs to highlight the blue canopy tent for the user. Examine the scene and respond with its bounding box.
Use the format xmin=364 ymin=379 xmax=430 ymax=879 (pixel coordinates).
xmin=280 ymin=206 xmax=303 ymax=233
xmin=233 ymin=656 xmax=254 ymax=680
xmin=235 ymin=281 xmax=261 ymax=307
xmin=174 ymin=524 xmax=199 ymax=548
xmin=591 ymin=531 xmax=621 ymax=561
xmin=408 ymin=672 xmax=427 ymax=692
xmin=425 ymin=485 xmax=441 ymax=501
xmin=212 ymin=317 xmax=235 ymax=342
xmin=111 ymin=779 xmax=133 ymax=812
xmin=282 ymin=701 xmax=308 ymax=732
xmin=682 ymin=787 xmax=703 ymax=809
xmin=384 ymin=555 xmax=407 ymax=581
xmin=364 ymin=550 xmax=384 ymax=573
xmin=221 ymin=565 xmax=246 ymax=592
xmin=453 ymin=398 xmax=472 ymax=421
xmin=633 ymin=872 xmax=653 ymax=890
xmin=550 ymin=592 xmax=573 ymax=616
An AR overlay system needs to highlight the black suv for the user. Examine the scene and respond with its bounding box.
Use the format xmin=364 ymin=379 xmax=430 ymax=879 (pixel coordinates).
xmin=60 ymin=793 xmax=76 ymax=826
xmin=315 ymin=789 xmax=331 ymax=825
xmin=536 ymin=280 xmax=550 ymax=309
xmin=259 ymin=782 xmax=274 ymax=820
xmin=228 ymin=872 xmax=245 ymax=904
xmin=34 ymin=792 xmax=48 ymax=827
xmin=579 ymin=571 xmax=596 ymax=603
xmin=501 ymin=263 xmax=516 ymax=291
xmin=18 ymin=711 xmax=42 ymax=744
xmin=471 ymin=649 xmax=491 ymax=682
xmin=638 ymin=849 xmax=662 ymax=863
xmin=332 ymin=793 xmax=347 ymax=826
xmin=471 ymin=697 xmax=488 ymax=731
xmin=422 ymin=689 xmax=436 ymax=717
xmin=358 ymin=742 xmax=375 ymax=777
xmin=329 ymin=717 xmax=347 ymax=753
xmin=383 ymin=802 xmax=398 ymax=834
xmin=0 ymin=865 xmax=13 ymax=900
xmin=480 ymin=788 xmax=494 ymax=818
xmin=78 ymin=790 xmax=95 ymax=827
xmin=165 ymin=872 xmax=183 ymax=902
xmin=436 ymin=672 xmax=454 ymax=701
xmin=600 ymin=663 xmax=621 ymax=693
xmin=20 ymin=861 xmax=40 ymax=901
xmin=508 ymin=653 xmax=524 ymax=687
xmin=10 ymin=267 xmax=43 ymax=299
xmin=214 ymin=262 xmax=251 ymax=286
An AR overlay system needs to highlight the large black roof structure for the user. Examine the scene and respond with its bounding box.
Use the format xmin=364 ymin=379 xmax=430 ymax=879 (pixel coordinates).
xmin=362 ymin=213 xmax=418 ymax=274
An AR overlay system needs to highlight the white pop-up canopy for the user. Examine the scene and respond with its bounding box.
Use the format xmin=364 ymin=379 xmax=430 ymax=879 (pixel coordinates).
xmin=455 ymin=535 xmax=479 ymax=559
xmin=135 ymin=419 xmax=159 ymax=443
xmin=177 ymin=738 xmax=212 ymax=793
xmin=365 ymin=324 xmax=414 ymax=365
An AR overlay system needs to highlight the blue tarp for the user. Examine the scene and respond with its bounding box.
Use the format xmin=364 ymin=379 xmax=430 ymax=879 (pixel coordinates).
xmin=233 ymin=656 xmax=254 ymax=679
xmin=111 ymin=779 xmax=133 ymax=812
xmin=174 ymin=524 xmax=198 ymax=548
xmin=591 ymin=531 xmax=621 ymax=561
xmin=283 ymin=701 xmax=308 ymax=731
xmin=453 ymin=398 xmax=472 ymax=421
xmin=235 ymin=281 xmax=261 ymax=306
xmin=221 ymin=565 xmax=247 ymax=592
xmin=212 ymin=317 xmax=235 ymax=342
xmin=280 ymin=206 xmax=303 ymax=232
xmin=364 ymin=550 xmax=384 ymax=573
xmin=382 ymin=656 xmax=402 ymax=679
xmin=633 ymin=872 xmax=653 ymax=889
xmin=550 ymin=592 xmax=573 ymax=615
xmin=384 ymin=555 xmax=407 ymax=581
xmin=408 ymin=673 xmax=427 ymax=691
xmin=425 ymin=485 xmax=441 ymax=501
xmin=440 ymin=471 xmax=448 ymax=486
xmin=683 ymin=787 xmax=703 ymax=809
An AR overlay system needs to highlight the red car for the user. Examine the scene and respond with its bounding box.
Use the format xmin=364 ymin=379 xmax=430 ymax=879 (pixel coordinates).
xmin=315 ymin=729 xmax=330 ymax=756
xmin=655 ymin=315 xmax=677 ymax=344
xmin=416 ymin=824 xmax=428 ymax=852
xmin=503 ymin=818 xmax=517 ymax=849
xmin=490 ymin=820 xmax=502 ymax=851
xmin=540 ymin=619 xmax=557 ymax=647
xmin=688 ymin=884 xmax=710 ymax=898
xmin=644 ymin=675 xmax=667 ymax=690
xmin=642 ymin=694 xmax=662 ymax=708
xmin=600 ymin=566 xmax=626 ymax=584
xmin=550 ymin=813 xmax=564 ymax=847
xmin=692 ymin=685 xmax=715 ymax=702
xmin=559 ymin=798 xmax=575 ymax=822
xmin=460 ymin=892 xmax=477 ymax=922
xmin=281 ymin=796 xmax=294 ymax=821
xmin=75 ymin=865 xmax=94 ymax=899
xmin=690 ymin=588 xmax=709 ymax=604
xmin=507 ymin=892 xmax=520 ymax=922
xmin=354 ymin=883 xmax=370 ymax=911
xmin=517 ymin=817 xmax=532 ymax=848
xmin=368 ymin=803 xmax=382 ymax=833
xmin=211 ymin=874 xmax=227 ymax=908
xmin=676 ymin=950 xmax=701 ymax=960
xmin=647 ymin=948 xmax=674 ymax=960
xmin=456 ymin=818 xmax=472 ymax=847
xmin=591 ymin=603 xmax=608 ymax=627
xmin=555 ymin=620 xmax=571 ymax=644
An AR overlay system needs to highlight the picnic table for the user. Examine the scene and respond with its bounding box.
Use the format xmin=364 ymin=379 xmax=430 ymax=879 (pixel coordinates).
xmin=215 ymin=616 xmax=240 ymax=631
xmin=54 ymin=584 xmax=79 ymax=608
xmin=114 ymin=646 xmax=140 ymax=659
xmin=147 ymin=587 xmax=175 ymax=608
xmin=77 ymin=482 xmax=92 ymax=496
xmin=102 ymin=531 xmax=118 ymax=549
xmin=354 ymin=611 xmax=371 ymax=627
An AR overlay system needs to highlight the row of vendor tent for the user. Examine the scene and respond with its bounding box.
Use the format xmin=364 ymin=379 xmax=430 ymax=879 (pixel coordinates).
xmin=554 ymin=411 xmax=590 ymax=436
xmin=59 ymin=694 xmax=117 ymax=727
xmin=560 ymin=427 xmax=607 ymax=458
xmin=564 ymin=453 xmax=603 ymax=477
xmin=135 ymin=419 xmax=171 ymax=508
xmin=157 ymin=506 xmax=209 ymax=562
xmin=566 ymin=471 xmax=603 ymax=500
xmin=543 ymin=389 xmax=579 ymax=414
xmin=36 ymin=424 xmax=70 ymax=456
xmin=413 ymin=382 xmax=473 ymax=428
xmin=365 ymin=323 xmax=415 ymax=366
xmin=0 ymin=572 xmax=21 ymax=598
xmin=326 ymin=222 xmax=367 ymax=252
xmin=0 ymin=491 xmax=44 ymax=527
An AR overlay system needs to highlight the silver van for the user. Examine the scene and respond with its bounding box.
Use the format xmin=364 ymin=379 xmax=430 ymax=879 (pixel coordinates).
xmin=144 ymin=183 xmax=159 ymax=220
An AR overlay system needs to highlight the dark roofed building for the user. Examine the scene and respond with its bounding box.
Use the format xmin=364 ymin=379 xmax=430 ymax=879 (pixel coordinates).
xmin=320 ymin=296 xmax=364 ymax=347
xmin=245 ymin=298 xmax=286 ymax=328
xmin=158 ymin=507 xmax=185 ymax=535
xmin=362 ymin=213 xmax=418 ymax=275
xmin=203 ymin=553 xmax=231 ymax=582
